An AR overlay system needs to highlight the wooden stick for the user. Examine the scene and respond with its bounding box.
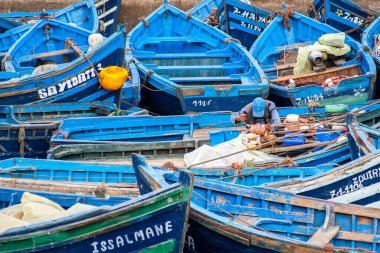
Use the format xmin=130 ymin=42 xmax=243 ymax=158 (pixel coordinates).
xmin=261 ymin=141 xmax=333 ymax=154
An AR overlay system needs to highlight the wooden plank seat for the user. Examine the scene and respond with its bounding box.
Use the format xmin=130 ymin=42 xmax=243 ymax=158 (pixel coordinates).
xmin=231 ymin=215 xmax=293 ymax=227
xmin=17 ymin=45 xmax=88 ymax=64
xmin=274 ymin=41 xmax=313 ymax=54
xmin=308 ymin=226 xmax=340 ymax=247
xmin=139 ymin=36 xmax=207 ymax=45
xmin=272 ymin=65 xmax=362 ymax=84
xmin=208 ymin=203 xmax=314 ymax=224
xmin=146 ymin=64 xmax=246 ymax=71
xmin=169 ymin=75 xmax=243 ymax=83
xmin=264 ymin=62 xmax=297 ymax=73
xmin=136 ymin=52 xmax=234 ymax=60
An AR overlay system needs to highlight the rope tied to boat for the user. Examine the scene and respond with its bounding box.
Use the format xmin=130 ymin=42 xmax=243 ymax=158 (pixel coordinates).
xmin=163 ymin=2 xmax=169 ymax=14
xmin=277 ymin=5 xmax=294 ymax=30
xmin=308 ymin=3 xmax=320 ymax=21
xmin=345 ymin=16 xmax=375 ymax=35
xmin=363 ymin=45 xmax=372 ymax=55
xmin=1 ymin=55 xmax=9 ymax=71
xmin=142 ymin=69 xmax=154 ymax=86
xmin=53 ymin=130 xmax=69 ymax=139
xmin=224 ymin=38 xmax=241 ymax=44
xmin=140 ymin=17 xmax=150 ymax=27
xmin=65 ymin=38 xmax=102 ymax=83
xmin=99 ymin=20 xmax=106 ymax=33
xmin=18 ymin=127 xmax=25 ymax=158
xmin=264 ymin=13 xmax=275 ymax=25
xmin=127 ymin=57 xmax=136 ymax=64
xmin=94 ymin=183 xmax=108 ymax=198
xmin=186 ymin=12 xmax=192 ymax=20
xmin=163 ymin=162 xmax=178 ymax=171
xmin=140 ymin=69 xmax=171 ymax=92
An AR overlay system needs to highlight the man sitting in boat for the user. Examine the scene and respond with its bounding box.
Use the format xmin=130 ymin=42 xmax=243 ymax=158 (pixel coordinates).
xmin=231 ymin=97 xmax=281 ymax=126
xmin=206 ymin=8 xmax=219 ymax=27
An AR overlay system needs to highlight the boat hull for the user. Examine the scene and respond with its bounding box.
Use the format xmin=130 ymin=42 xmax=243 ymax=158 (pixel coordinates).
xmin=129 ymin=3 xmax=269 ymax=115
xmin=250 ymin=10 xmax=377 ymax=107
xmin=0 ymin=24 xmax=139 ymax=109
xmin=270 ymin=75 xmax=373 ymax=107
xmin=0 ymin=176 xmax=192 ymax=253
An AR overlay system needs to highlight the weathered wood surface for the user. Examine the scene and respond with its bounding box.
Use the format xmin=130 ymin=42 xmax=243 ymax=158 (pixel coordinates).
xmin=0 ymin=177 xmax=139 ymax=196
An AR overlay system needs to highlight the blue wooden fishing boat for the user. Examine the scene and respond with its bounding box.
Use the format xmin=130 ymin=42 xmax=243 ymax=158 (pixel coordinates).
xmin=47 ymin=136 xmax=349 ymax=168
xmin=127 ymin=1 xmax=269 ymax=115
xmin=0 ymin=0 xmax=110 ymax=58
xmin=0 ymin=0 xmax=121 ymax=36
xmin=0 ymin=171 xmax=192 ymax=252
xmin=0 ymin=157 xmax=139 ymax=196
xmin=48 ymin=102 xmax=380 ymax=165
xmin=250 ymin=8 xmax=376 ymax=107
xmin=50 ymin=112 xmax=235 ymax=146
xmin=362 ymin=16 xmax=380 ymax=97
xmin=0 ymin=101 xmax=146 ymax=124
xmin=267 ymin=149 xmax=380 ymax=202
xmin=188 ymin=0 xmax=251 ymax=22
xmin=133 ymin=154 xmax=380 ymax=253
xmin=0 ymin=20 xmax=139 ymax=108
xmin=0 ymin=155 xmax=332 ymax=197
xmin=217 ymin=0 xmax=274 ymax=49
xmin=309 ymin=0 xmax=380 ymax=41
xmin=0 ymin=101 xmax=143 ymax=160
xmin=48 ymin=139 xmax=210 ymax=161
xmin=0 ymin=0 xmax=98 ymax=57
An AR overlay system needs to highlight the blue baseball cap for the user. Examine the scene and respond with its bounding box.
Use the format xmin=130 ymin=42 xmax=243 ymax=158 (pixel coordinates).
xmin=252 ymin=97 xmax=265 ymax=117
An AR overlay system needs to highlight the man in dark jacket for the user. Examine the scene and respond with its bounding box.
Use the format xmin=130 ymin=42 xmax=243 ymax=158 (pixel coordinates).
xmin=231 ymin=97 xmax=281 ymax=125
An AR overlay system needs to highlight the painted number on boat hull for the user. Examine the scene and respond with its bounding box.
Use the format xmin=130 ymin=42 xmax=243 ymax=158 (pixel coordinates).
xmin=329 ymin=168 xmax=380 ymax=199
xmin=192 ymin=100 xmax=212 ymax=107
xmin=335 ymin=8 xmax=365 ymax=25
xmin=295 ymin=94 xmax=324 ymax=106
xmin=37 ymin=63 xmax=103 ymax=99
xmin=231 ymin=7 xmax=271 ymax=25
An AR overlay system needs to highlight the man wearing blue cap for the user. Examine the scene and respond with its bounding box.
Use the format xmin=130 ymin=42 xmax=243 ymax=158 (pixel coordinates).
xmin=231 ymin=97 xmax=281 ymax=125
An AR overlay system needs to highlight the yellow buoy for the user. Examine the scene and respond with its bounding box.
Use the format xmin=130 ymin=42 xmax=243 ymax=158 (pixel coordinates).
xmin=99 ymin=66 xmax=128 ymax=91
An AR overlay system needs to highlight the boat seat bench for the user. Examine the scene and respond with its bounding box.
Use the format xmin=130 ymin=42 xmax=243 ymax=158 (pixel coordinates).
xmin=140 ymin=36 xmax=207 ymax=44
xmin=169 ymin=75 xmax=243 ymax=82
xmin=146 ymin=64 xmax=246 ymax=71
xmin=136 ymin=52 xmax=234 ymax=60
xmin=16 ymin=45 xmax=89 ymax=64
xmin=208 ymin=203 xmax=314 ymax=224
xmin=274 ymin=41 xmax=313 ymax=54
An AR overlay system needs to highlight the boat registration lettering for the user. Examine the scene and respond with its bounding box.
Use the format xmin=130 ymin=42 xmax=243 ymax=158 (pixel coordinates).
xmin=192 ymin=100 xmax=212 ymax=107
xmin=37 ymin=63 xmax=102 ymax=99
xmin=335 ymin=8 xmax=365 ymax=25
xmin=240 ymin=21 xmax=262 ymax=31
xmin=232 ymin=7 xmax=271 ymax=25
xmin=329 ymin=168 xmax=380 ymax=198
xmin=295 ymin=94 xmax=324 ymax=106
xmin=90 ymin=220 xmax=173 ymax=253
